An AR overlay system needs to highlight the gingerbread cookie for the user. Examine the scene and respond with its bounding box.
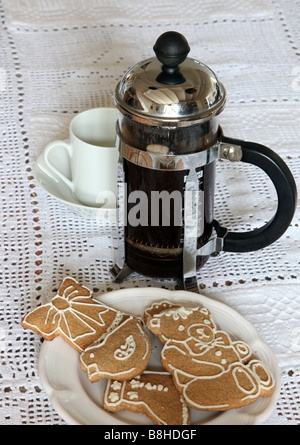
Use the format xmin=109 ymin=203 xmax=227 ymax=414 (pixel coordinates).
xmin=103 ymin=371 xmax=190 ymax=425
xmin=80 ymin=315 xmax=152 ymax=382
xmin=145 ymin=301 xmax=275 ymax=411
xmin=144 ymin=300 xmax=182 ymax=325
xmin=22 ymin=277 xmax=128 ymax=352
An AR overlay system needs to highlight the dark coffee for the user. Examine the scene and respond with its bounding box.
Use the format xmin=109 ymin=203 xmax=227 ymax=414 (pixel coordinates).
xmin=122 ymin=155 xmax=215 ymax=278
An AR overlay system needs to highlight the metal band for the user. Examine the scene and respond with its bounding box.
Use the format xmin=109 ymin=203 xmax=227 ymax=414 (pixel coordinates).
xmin=181 ymin=141 xmax=242 ymax=291
xmin=117 ymin=132 xmax=219 ymax=172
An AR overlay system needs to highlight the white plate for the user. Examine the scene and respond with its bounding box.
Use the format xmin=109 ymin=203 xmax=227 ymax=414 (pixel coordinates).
xmin=34 ymin=149 xmax=117 ymax=222
xmin=39 ymin=288 xmax=281 ymax=425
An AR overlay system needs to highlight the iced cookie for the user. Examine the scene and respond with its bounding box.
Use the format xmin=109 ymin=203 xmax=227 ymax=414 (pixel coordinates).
xmin=22 ymin=277 xmax=128 ymax=352
xmin=103 ymin=371 xmax=190 ymax=425
xmin=144 ymin=300 xmax=182 ymax=325
xmin=145 ymin=301 xmax=275 ymax=411
xmin=80 ymin=315 xmax=152 ymax=382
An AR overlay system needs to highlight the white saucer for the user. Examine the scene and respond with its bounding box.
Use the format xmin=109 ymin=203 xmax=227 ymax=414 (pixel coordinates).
xmin=39 ymin=288 xmax=281 ymax=425
xmin=34 ymin=147 xmax=117 ymax=221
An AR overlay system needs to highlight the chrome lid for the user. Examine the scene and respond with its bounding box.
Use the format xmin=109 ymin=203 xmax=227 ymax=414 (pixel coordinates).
xmin=114 ymin=31 xmax=226 ymax=126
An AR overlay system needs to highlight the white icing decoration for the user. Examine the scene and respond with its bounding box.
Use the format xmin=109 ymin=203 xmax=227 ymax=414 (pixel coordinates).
xmin=114 ymin=335 xmax=136 ymax=361
xmin=137 ymin=323 xmax=150 ymax=361
xmin=24 ymin=278 xmax=117 ymax=351
xmin=111 ymin=381 xmax=122 ymax=391
xmin=196 ymin=327 xmax=210 ymax=339
xmin=178 ymin=325 xmax=185 ymax=331
xmin=232 ymin=366 xmax=258 ymax=396
xmin=130 ymin=379 xmax=145 ymax=389
xmin=200 ymin=308 xmax=209 ymax=315
xmin=90 ymin=311 xmax=123 ymax=347
xmin=144 ymin=301 xmax=177 ymax=319
xmin=250 ymin=360 xmax=272 ymax=386
xmin=159 ymin=306 xmax=198 ymax=321
xmin=235 ymin=342 xmax=251 ymax=358
xmin=80 ymin=316 xmax=150 ymax=381
xmin=109 ymin=392 xmax=119 ymax=402
xmin=180 ymin=396 xmax=190 ymax=424
xmin=127 ymin=391 xmax=139 ymax=400
xmin=104 ymin=371 xmax=188 ymax=425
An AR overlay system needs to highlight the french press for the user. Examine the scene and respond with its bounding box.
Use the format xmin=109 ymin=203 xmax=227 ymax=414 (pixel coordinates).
xmin=111 ymin=31 xmax=297 ymax=291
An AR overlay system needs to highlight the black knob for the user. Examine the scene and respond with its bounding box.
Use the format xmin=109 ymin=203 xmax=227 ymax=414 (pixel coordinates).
xmin=153 ymin=31 xmax=190 ymax=85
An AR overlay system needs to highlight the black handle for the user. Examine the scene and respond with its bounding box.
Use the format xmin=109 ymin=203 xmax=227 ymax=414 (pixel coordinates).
xmin=153 ymin=31 xmax=190 ymax=85
xmin=215 ymin=135 xmax=297 ymax=253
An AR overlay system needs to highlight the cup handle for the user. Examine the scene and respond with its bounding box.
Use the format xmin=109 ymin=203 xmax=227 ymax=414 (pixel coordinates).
xmin=214 ymin=135 xmax=297 ymax=253
xmin=43 ymin=140 xmax=74 ymax=191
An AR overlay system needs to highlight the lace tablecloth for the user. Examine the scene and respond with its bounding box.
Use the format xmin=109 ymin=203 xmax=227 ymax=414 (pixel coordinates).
xmin=0 ymin=0 xmax=299 ymax=425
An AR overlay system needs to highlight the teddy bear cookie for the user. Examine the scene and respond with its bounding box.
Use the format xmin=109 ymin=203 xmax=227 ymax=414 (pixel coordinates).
xmin=103 ymin=371 xmax=190 ymax=425
xmin=145 ymin=301 xmax=275 ymax=411
xmin=80 ymin=314 xmax=152 ymax=382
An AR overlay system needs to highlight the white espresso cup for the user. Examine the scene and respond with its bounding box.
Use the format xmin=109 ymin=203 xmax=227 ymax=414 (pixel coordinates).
xmin=43 ymin=107 xmax=119 ymax=208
